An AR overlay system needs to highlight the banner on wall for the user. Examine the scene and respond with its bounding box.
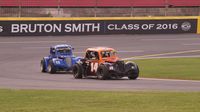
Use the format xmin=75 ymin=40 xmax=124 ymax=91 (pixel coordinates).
xmin=0 ymin=19 xmax=197 ymax=36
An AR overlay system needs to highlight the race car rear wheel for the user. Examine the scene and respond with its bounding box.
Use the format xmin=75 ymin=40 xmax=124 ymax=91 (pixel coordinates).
xmin=40 ymin=59 xmax=46 ymax=73
xmin=126 ymin=62 xmax=139 ymax=80
xmin=73 ymin=63 xmax=83 ymax=79
xmin=97 ymin=64 xmax=109 ymax=80
xmin=47 ymin=60 xmax=56 ymax=74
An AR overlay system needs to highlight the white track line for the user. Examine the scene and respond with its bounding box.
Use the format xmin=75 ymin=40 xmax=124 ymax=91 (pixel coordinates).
xmin=0 ymin=41 xmax=65 ymax=44
xmin=118 ymin=50 xmax=144 ymax=53
xmin=123 ymin=50 xmax=200 ymax=60
xmin=140 ymin=78 xmax=200 ymax=83
xmin=123 ymin=55 xmax=200 ymax=60
xmin=183 ymin=43 xmax=200 ymax=46
xmin=142 ymin=38 xmax=200 ymax=41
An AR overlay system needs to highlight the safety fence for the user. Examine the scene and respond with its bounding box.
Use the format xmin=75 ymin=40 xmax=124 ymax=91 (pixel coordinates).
xmin=1 ymin=0 xmax=200 ymax=7
xmin=1 ymin=7 xmax=200 ymax=17
xmin=0 ymin=0 xmax=200 ymax=17
xmin=0 ymin=16 xmax=199 ymax=36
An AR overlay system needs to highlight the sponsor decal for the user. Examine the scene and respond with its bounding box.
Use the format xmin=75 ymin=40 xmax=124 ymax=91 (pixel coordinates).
xmin=181 ymin=22 xmax=192 ymax=31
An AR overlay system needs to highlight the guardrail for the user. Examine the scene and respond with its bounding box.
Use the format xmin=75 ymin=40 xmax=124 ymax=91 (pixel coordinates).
xmin=0 ymin=16 xmax=199 ymax=36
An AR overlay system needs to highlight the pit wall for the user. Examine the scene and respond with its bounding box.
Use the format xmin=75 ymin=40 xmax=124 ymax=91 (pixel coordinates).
xmin=0 ymin=16 xmax=199 ymax=36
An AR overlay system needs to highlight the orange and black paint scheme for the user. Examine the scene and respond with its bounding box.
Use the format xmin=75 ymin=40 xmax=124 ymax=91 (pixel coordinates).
xmin=73 ymin=47 xmax=139 ymax=80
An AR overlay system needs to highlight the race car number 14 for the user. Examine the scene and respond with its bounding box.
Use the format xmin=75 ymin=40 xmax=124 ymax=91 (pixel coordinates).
xmin=91 ymin=63 xmax=98 ymax=72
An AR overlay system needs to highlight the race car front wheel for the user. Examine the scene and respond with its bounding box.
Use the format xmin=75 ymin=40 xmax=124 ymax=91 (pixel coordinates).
xmin=47 ymin=60 xmax=56 ymax=74
xmin=126 ymin=62 xmax=139 ymax=80
xmin=97 ymin=64 xmax=109 ymax=80
xmin=73 ymin=63 xmax=83 ymax=79
xmin=40 ymin=59 xmax=46 ymax=73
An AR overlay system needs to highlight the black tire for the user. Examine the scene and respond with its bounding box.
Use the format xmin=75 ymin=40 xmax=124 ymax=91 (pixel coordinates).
xmin=97 ymin=64 xmax=109 ymax=80
xmin=47 ymin=60 xmax=56 ymax=74
xmin=126 ymin=62 xmax=139 ymax=80
xmin=40 ymin=59 xmax=46 ymax=73
xmin=73 ymin=63 xmax=83 ymax=79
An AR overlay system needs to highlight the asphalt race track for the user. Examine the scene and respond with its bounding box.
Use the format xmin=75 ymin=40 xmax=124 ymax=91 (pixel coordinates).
xmin=0 ymin=34 xmax=200 ymax=91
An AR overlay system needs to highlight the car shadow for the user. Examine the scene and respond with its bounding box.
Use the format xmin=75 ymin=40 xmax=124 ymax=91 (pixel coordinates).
xmin=42 ymin=71 xmax=73 ymax=75
xmin=82 ymin=76 xmax=131 ymax=81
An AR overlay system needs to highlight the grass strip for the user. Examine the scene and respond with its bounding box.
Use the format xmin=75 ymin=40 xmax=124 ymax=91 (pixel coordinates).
xmin=134 ymin=58 xmax=200 ymax=80
xmin=0 ymin=89 xmax=199 ymax=112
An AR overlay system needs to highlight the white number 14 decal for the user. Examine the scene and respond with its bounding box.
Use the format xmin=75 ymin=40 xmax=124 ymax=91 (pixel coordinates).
xmin=91 ymin=63 xmax=98 ymax=72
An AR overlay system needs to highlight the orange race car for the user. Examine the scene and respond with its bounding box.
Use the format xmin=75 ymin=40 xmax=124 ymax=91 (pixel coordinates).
xmin=72 ymin=47 xmax=139 ymax=80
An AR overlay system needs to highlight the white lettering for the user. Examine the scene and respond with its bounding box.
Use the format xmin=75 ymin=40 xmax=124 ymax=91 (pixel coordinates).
xmin=141 ymin=24 xmax=149 ymax=30
xmin=11 ymin=24 xmax=62 ymax=33
xmin=20 ymin=24 xmax=28 ymax=33
xmin=93 ymin=23 xmax=100 ymax=32
xmin=65 ymin=23 xmax=100 ymax=33
xmin=73 ymin=24 xmax=82 ymax=32
xmin=11 ymin=24 xmax=19 ymax=33
xmin=44 ymin=24 xmax=53 ymax=32
xmin=107 ymin=24 xmax=140 ymax=31
xmin=108 ymin=24 xmax=114 ymax=30
xmin=65 ymin=24 xmax=72 ymax=32
xmin=134 ymin=24 xmax=140 ymax=30
xmin=53 ymin=24 xmax=62 ymax=32
xmin=29 ymin=24 xmax=36 ymax=33
xmin=85 ymin=23 xmax=92 ymax=32
xmin=0 ymin=26 xmax=3 ymax=32
xmin=37 ymin=24 xmax=44 ymax=33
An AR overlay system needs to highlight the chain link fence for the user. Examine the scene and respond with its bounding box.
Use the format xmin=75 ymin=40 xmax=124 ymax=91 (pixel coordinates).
xmin=0 ymin=7 xmax=200 ymax=17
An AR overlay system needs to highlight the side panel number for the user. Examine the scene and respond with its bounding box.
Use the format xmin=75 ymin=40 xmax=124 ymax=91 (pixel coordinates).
xmin=91 ymin=62 xmax=98 ymax=72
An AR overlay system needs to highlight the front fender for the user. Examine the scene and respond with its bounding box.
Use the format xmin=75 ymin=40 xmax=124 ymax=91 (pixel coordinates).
xmin=72 ymin=56 xmax=84 ymax=64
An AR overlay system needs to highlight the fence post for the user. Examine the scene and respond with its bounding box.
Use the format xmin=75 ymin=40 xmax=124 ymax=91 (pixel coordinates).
xmin=164 ymin=0 xmax=168 ymax=16
xmin=130 ymin=1 xmax=133 ymax=17
xmin=58 ymin=0 xmax=61 ymax=17
xmin=18 ymin=0 xmax=21 ymax=17
xmin=130 ymin=6 xmax=134 ymax=17
xmin=94 ymin=0 xmax=98 ymax=17
xmin=199 ymin=6 xmax=200 ymax=16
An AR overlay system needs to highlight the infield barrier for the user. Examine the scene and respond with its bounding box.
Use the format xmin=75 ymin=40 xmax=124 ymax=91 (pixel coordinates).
xmin=0 ymin=16 xmax=199 ymax=36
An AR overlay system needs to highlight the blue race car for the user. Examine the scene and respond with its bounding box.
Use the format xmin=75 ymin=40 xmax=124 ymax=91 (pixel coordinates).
xmin=40 ymin=44 xmax=82 ymax=74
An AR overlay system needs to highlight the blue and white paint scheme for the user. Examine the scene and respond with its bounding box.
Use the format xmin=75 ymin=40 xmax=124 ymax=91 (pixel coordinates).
xmin=40 ymin=44 xmax=82 ymax=73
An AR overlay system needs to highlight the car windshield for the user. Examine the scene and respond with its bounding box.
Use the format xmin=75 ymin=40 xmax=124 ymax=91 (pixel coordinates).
xmin=57 ymin=47 xmax=71 ymax=55
xmin=101 ymin=50 xmax=116 ymax=58
xmin=86 ymin=51 xmax=99 ymax=60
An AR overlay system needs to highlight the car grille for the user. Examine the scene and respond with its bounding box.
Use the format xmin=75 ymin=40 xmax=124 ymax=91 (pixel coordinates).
xmin=115 ymin=60 xmax=125 ymax=72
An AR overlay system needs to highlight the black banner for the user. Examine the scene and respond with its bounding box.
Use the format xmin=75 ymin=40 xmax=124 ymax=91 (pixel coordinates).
xmin=0 ymin=19 xmax=197 ymax=36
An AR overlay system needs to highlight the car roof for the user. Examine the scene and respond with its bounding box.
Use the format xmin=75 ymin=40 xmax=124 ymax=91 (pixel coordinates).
xmin=52 ymin=44 xmax=72 ymax=49
xmin=86 ymin=47 xmax=115 ymax=52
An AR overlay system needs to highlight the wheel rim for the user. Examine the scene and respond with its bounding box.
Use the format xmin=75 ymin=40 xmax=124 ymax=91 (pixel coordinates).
xmin=47 ymin=64 xmax=51 ymax=72
xmin=127 ymin=71 xmax=134 ymax=76
xmin=98 ymin=69 xmax=103 ymax=79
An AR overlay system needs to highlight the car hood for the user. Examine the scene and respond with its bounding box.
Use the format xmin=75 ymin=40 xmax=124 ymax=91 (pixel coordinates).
xmin=104 ymin=57 xmax=120 ymax=63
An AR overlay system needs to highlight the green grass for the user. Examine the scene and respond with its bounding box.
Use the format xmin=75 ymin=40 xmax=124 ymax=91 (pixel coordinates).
xmin=133 ymin=58 xmax=200 ymax=80
xmin=0 ymin=89 xmax=200 ymax=112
